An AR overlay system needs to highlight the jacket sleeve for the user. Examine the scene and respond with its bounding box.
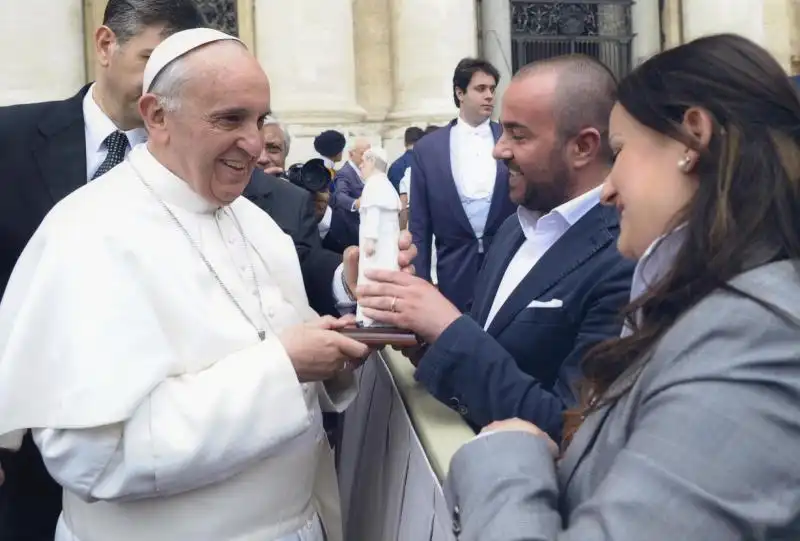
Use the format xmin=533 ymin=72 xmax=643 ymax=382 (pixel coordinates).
xmin=296 ymin=192 xmax=343 ymax=317
xmin=415 ymin=259 xmax=633 ymax=440
xmin=330 ymin=173 xmax=358 ymax=213
xmin=445 ymin=289 xmax=800 ymax=541
xmin=409 ymin=151 xmax=433 ymax=282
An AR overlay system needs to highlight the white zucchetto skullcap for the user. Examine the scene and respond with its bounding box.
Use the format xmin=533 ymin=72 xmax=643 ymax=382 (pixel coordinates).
xmin=142 ymin=28 xmax=243 ymax=93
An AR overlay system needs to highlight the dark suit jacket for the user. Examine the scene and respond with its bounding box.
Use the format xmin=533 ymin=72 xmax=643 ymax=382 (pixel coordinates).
xmin=409 ymin=119 xmax=516 ymax=312
xmin=0 ymin=90 xmax=344 ymax=540
xmin=415 ymin=204 xmax=635 ymax=441
xmin=387 ymin=149 xmax=412 ymax=191
xmin=329 ymin=161 xmax=362 ymax=239
xmin=242 ymin=171 xmax=343 ymax=316
xmin=0 ymin=85 xmax=92 ymax=541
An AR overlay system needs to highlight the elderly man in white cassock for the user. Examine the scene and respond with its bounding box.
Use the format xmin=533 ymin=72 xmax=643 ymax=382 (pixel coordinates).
xmin=0 ymin=29 xmax=388 ymax=541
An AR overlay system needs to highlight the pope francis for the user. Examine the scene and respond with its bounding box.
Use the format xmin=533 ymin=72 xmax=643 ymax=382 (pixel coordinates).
xmin=0 ymin=29 xmax=372 ymax=541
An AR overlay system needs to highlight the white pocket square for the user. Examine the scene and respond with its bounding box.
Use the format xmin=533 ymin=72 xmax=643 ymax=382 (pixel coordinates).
xmin=526 ymin=299 xmax=563 ymax=309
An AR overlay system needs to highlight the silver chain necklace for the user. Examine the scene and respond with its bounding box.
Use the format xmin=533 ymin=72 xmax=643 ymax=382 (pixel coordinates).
xmin=130 ymin=161 xmax=268 ymax=341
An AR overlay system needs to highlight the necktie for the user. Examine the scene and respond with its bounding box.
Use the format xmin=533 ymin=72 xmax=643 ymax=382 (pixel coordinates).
xmin=92 ymin=131 xmax=129 ymax=180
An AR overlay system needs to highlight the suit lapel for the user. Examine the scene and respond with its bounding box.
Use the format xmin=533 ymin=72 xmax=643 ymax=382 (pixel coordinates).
xmin=34 ymin=85 xmax=90 ymax=204
xmin=485 ymin=204 xmax=616 ymax=336
xmin=439 ymin=120 xmax=474 ymax=234
xmin=559 ymin=352 xmax=649 ymax=489
xmin=558 ymin=401 xmax=615 ymax=489
xmin=474 ymin=220 xmax=524 ymax=324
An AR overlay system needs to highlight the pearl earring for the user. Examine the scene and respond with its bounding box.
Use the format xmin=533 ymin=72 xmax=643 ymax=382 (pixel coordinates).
xmin=678 ymin=156 xmax=691 ymax=172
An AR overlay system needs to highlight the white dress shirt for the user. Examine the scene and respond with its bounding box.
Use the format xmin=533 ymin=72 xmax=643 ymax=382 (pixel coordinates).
xmin=484 ymin=186 xmax=603 ymax=329
xmin=450 ymin=117 xmax=497 ymax=200
xmin=82 ymin=84 xmax=146 ymax=181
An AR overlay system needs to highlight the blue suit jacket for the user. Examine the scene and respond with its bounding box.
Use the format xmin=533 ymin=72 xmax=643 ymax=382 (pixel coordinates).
xmin=387 ymin=149 xmax=412 ymax=191
xmin=409 ymin=119 xmax=515 ymax=312
xmin=414 ymin=204 xmax=635 ymax=441
xmin=329 ymin=161 xmax=362 ymax=240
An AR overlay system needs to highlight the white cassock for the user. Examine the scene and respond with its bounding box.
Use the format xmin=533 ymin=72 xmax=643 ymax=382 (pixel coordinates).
xmin=0 ymin=144 xmax=356 ymax=541
xmin=356 ymin=172 xmax=401 ymax=327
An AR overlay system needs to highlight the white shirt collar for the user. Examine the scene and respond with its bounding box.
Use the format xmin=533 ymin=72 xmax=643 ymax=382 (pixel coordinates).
xmin=348 ymin=160 xmax=363 ymax=180
xmin=455 ymin=115 xmax=492 ymax=136
xmin=516 ymin=185 xmax=602 ymax=240
xmin=128 ymin=144 xmax=219 ymax=214
xmin=82 ymin=84 xmax=147 ymax=154
xmin=320 ymin=156 xmax=335 ymax=170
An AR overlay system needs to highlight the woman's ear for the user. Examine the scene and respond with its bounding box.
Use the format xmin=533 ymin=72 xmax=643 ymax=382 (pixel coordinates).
xmin=682 ymin=107 xmax=714 ymax=150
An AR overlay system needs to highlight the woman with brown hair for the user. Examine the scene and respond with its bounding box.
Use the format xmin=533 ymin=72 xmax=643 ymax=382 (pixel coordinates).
xmin=444 ymin=34 xmax=800 ymax=541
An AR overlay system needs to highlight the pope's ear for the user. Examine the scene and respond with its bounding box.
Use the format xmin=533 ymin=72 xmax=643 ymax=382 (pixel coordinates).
xmin=138 ymin=93 xmax=167 ymax=134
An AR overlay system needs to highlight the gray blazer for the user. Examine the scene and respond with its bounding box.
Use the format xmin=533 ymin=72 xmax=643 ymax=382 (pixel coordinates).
xmin=445 ymin=260 xmax=800 ymax=541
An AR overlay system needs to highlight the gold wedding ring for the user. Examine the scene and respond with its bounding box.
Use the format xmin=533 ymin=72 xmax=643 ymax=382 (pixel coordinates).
xmin=390 ymin=297 xmax=399 ymax=312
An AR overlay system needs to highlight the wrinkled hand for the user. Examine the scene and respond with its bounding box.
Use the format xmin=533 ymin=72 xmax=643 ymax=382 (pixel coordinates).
xmin=481 ymin=418 xmax=559 ymax=458
xmin=357 ymin=270 xmax=460 ymax=344
xmin=280 ymin=315 xmax=370 ymax=382
xmin=343 ymin=230 xmax=417 ymax=297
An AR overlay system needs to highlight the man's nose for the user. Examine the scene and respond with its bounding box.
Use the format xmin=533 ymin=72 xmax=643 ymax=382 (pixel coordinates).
xmin=493 ymin=135 xmax=511 ymax=161
xmin=243 ymin=126 xmax=264 ymax=159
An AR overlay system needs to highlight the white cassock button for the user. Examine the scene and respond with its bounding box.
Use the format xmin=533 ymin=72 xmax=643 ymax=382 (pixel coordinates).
xmin=267 ymin=307 xmax=276 ymax=318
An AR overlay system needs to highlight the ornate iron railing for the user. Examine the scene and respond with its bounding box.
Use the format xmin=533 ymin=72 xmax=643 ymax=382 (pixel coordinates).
xmin=510 ymin=0 xmax=634 ymax=79
xmin=197 ymin=0 xmax=239 ymax=37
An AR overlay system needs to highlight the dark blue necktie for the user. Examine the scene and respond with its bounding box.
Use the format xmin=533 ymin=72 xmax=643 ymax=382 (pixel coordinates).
xmin=92 ymin=131 xmax=128 ymax=180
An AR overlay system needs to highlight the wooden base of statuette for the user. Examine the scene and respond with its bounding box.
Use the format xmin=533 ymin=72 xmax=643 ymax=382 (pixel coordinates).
xmin=338 ymin=325 xmax=419 ymax=348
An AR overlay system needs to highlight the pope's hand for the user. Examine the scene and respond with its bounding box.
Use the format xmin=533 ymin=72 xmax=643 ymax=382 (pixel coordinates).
xmin=343 ymin=230 xmax=417 ymax=296
xmin=481 ymin=418 xmax=560 ymax=458
xmin=279 ymin=315 xmax=370 ymax=382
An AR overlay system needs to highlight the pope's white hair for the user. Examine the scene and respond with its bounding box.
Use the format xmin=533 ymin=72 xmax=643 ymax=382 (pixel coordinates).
xmin=363 ymin=146 xmax=388 ymax=173
xmin=148 ymin=55 xmax=190 ymax=112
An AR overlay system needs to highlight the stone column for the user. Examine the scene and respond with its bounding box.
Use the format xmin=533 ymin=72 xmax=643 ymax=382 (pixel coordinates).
xmin=631 ymin=0 xmax=662 ymax=65
xmin=682 ymin=0 xmax=764 ymax=45
xmin=253 ymin=0 xmax=365 ymax=125
xmin=353 ymin=0 xmax=393 ymax=123
xmin=0 ymin=0 xmax=85 ymax=105
xmin=481 ymin=0 xmax=513 ymax=119
xmin=387 ymin=0 xmax=479 ymax=125
xmin=597 ymin=4 xmax=629 ymax=79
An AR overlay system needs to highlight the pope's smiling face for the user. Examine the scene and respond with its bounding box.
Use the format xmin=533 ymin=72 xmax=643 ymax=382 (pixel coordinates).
xmin=155 ymin=41 xmax=270 ymax=205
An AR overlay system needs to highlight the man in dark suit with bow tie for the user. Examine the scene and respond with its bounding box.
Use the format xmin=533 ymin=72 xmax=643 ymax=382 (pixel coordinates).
xmin=357 ymin=55 xmax=634 ymax=442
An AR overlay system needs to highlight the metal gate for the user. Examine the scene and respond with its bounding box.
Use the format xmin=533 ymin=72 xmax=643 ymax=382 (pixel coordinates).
xmin=510 ymin=0 xmax=634 ymax=80
xmin=197 ymin=0 xmax=240 ymax=36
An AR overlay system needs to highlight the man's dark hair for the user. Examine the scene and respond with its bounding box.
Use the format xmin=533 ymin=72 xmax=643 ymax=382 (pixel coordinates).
xmin=424 ymin=125 xmax=440 ymax=135
xmin=103 ymin=0 xmax=207 ymax=44
xmin=404 ymin=126 xmax=424 ymax=147
xmin=516 ymin=55 xmax=617 ymax=163
xmin=452 ymin=58 xmax=500 ymax=108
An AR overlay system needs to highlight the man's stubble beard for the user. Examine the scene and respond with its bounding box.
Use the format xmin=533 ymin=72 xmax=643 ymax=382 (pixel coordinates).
xmin=520 ymin=149 xmax=573 ymax=214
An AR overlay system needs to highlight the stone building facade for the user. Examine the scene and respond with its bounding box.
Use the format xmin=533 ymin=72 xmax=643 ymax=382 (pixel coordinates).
xmin=2 ymin=0 xmax=798 ymax=163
